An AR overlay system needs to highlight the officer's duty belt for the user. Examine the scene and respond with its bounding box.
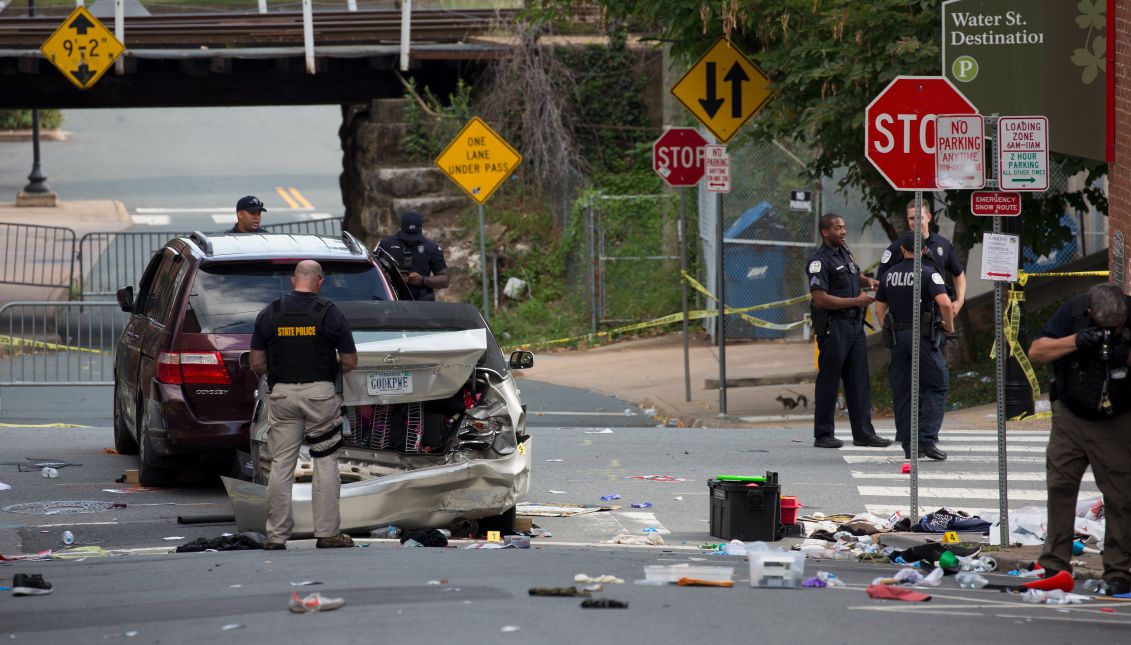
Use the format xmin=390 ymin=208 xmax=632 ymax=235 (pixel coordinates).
xmin=888 ymin=321 xmax=930 ymax=334
xmin=829 ymin=308 xmax=862 ymax=319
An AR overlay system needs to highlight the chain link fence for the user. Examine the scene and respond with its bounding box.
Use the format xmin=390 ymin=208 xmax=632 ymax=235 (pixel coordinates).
xmin=709 ymin=137 xmax=818 ymax=340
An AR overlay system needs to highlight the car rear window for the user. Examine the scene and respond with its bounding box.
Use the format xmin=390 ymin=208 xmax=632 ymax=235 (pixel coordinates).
xmin=182 ymin=261 xmax=390 ymax=334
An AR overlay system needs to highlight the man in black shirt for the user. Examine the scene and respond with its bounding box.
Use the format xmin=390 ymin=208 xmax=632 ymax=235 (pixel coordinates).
xmin=231 ymin=195 xmax=268 ymax=233
xmin=807 ymin=213 xmax=892 ymax=449
xmin=1028 ymin=283 xmax=1131 ymax=596
xmin=376 ymin=211 xmax=449 ymax=301
xmin=250 ymin=260 xmax=357 ymax=550
xmin=875 ymin=232 xmax=955 ymax=461
xmin=877 ymin=201 xmax=966 ymax=314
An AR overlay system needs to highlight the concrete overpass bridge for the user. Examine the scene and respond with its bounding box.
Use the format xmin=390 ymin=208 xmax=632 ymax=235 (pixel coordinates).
xmin=0 ymin=7 xmax=513 ymax=109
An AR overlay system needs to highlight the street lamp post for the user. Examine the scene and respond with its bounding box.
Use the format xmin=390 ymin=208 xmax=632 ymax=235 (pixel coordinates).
xmin=22 ymin=0 xmax=52 ymax=196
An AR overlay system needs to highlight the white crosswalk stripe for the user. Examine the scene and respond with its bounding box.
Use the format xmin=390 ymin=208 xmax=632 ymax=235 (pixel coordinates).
xmin=846 ymin=429 xmax=1100 ymax=517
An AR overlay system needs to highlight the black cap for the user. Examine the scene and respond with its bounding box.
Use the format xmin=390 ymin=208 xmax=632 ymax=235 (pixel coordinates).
xmin=399 ymin=211 xmax=423 ymax=241
xmin=899 ymin=231 xmax=919 ymax=253
xmin=236 ymin=195 xmax=267 ymax=213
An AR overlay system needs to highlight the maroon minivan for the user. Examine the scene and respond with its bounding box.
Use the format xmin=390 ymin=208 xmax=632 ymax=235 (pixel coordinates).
xmin=113 ymin=231 xmax=407 ymax=486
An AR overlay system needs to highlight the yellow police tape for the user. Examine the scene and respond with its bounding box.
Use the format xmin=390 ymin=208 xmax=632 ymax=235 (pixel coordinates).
xmin=990 ymin=269 xmax=1109 ymax=422
xmin=0 ymin=335 xmax=108 ymax=355
xmin=510 ymin=273 xmax=811 ymax=351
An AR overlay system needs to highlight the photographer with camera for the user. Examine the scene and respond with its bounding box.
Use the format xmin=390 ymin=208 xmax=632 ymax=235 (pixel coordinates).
xmin=376 ymin=211 xmax=449 ymax=301
xmin=1028 ymin=282 xmax=1131 ymax=597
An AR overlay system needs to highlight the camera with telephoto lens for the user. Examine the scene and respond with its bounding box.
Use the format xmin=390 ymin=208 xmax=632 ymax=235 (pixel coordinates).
xmin=1100 ymin=329 xmax=1113 ymax=362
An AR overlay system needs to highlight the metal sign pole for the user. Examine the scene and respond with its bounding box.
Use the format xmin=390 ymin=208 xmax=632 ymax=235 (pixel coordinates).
xmin=988 ymin=115 xmax=1010 ymax=546
xmin=910 ymin=190 xmax=923 ymax=517
xmin=681 ymin=187 xmax=691 ymax=402
xmin=478 ymin=203 xmax=489 ymax=320
xmin=717 ymin=190 xmax=727 ymax=414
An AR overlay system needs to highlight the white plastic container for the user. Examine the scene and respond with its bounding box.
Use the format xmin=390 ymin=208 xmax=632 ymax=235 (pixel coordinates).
xmin=643 ymin=563 xmax=735 ymax=583
xmin=747 ymin=542 xmax=805 ymax=588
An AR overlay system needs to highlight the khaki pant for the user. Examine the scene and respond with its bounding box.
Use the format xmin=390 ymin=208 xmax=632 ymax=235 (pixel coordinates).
xmin=1039 ymin=401 xmax=1131 ymax=584
xmin=265 ymin=381 xmax=343 ymax=541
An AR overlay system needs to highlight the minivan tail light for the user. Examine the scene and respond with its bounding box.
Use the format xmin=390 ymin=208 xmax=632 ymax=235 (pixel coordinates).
xmin=156 ymin=351 xmax=231 ymax=385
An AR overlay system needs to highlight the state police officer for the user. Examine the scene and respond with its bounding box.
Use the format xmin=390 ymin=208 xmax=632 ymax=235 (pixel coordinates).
xmin=1028 ymin=283 xmax=1131 ymax=596
xmin=877 ymin=200 xmax=966 ymax=314
xmin=250 ymin=260 xmax=358 ymax=551
xmin=376 ymin=211 xmax=450 ymax=301
xmin=874 ymin=232 xmax=955 ymax=461
xmin=807 ymin=213 xmax=892 ymax=449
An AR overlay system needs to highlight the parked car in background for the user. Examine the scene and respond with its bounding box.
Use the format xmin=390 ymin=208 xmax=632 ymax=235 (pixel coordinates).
xmin=113 ymin=231 xmax=406 ymax=486
xmin=224 ymin=301 xmax=534 ymax=536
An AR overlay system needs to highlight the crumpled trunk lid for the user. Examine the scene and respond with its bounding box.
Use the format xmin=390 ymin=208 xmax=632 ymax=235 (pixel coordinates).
xmin=341 ymin=328 xmax=487 ymax=406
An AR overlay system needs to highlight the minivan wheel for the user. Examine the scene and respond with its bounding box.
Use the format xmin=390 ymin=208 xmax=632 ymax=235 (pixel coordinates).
xmin=137 ymin=403 xmax=176 ymax=487
xmin=113 ymin=384 xmax=138 ymax=455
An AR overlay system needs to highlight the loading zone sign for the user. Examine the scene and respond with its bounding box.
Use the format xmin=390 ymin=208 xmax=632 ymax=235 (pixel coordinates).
xmin=40 ymin=6 xmax=124 ymax=90
xmin=998 ymin=116 xmax=1048 ymax=191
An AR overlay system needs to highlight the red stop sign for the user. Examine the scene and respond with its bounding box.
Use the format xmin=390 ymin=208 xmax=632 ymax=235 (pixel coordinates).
xmin=865 ymin=76 xmax=978 ymax=191
xmin=653 ymin=128 xmax=708 ymax=187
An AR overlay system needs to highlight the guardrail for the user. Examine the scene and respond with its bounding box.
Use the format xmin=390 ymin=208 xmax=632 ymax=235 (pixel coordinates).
xmin=0 ymin=222 xmax=77 ymax=291
xmin=74 ymin=216 xmax=344 ymax=298
xmin=0 ymin=301 xmax=125 ymax=386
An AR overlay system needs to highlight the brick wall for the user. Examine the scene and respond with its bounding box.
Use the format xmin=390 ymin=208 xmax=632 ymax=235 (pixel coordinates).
xmin=1112 ymin=0 xmax=1130 ymax=292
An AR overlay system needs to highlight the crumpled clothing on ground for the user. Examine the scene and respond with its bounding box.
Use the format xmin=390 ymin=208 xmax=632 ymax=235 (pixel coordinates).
xmin=399 ymin=529 xmax=448 ymax=547
xmin=601 ymin=532 xmax=663 ymax=546
xmin=913 ymin=508 xmax=991 ymax=534
xmin=175 ymin=531 xmax=266 ymax=552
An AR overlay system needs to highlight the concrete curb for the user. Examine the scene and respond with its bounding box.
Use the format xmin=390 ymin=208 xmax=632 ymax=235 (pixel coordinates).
xmin=0 ymin=129 xmax=69 ymax=142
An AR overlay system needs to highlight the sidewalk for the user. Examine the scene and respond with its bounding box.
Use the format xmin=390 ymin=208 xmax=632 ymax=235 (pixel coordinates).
xmin=521 ymin=331 xmax=1052 ymax=432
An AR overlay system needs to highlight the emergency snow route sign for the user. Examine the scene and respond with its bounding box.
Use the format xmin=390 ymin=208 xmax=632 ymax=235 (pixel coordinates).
xmin=435 ymin=117 xmax=522 ymax=204
xmin=998 ymin=116 xmax=1048 ymax=191
xmin=935 ymin=114 xmax=985 ymax=189
xmin=40 ymin=6 xmax=124 ymax=90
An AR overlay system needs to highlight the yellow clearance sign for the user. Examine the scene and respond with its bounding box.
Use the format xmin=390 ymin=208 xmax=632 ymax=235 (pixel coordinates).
xmin=40 ymin=6 xmax=124 ymax=90
xmin=434 ymin=117 xmax=522 ymax=204
xmin=671 ymin=38 xmax=772 ymax=144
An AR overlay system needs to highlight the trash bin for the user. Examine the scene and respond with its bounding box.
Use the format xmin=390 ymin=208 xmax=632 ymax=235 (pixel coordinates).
xmin=722 ymin=201 xmax=789 ymax=339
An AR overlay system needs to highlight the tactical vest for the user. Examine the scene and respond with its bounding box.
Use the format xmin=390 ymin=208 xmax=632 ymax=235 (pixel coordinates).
xmin=266 ymin=297 xmax=337 ymax=386
xmin=1051 ymin=294 xmax=1131 ymax=420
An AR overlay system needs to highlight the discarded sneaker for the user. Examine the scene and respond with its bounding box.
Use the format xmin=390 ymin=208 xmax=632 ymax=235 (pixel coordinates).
xmin=1106 ymin=577 xmax=1131 ymax=596
xmin=12 ymin=573 xmax=53 ymax=596
xmin=315 ymin=534 xmax=354 ymax=549
xmin=289 ymin=592 xmax=346 ymax=613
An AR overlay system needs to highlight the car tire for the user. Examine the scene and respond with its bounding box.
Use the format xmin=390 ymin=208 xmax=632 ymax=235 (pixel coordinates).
xmin=137 ymin=400 xmax=176 ymax=487
xmin=477 ymin=505 xmax=516 ymax=535
xmin=113 ymin=383 xmax=138 ymax=455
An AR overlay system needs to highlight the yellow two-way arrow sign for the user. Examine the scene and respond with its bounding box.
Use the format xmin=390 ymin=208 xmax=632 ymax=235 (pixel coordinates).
xmin=671 ymin=38 xmax=772 ymax=143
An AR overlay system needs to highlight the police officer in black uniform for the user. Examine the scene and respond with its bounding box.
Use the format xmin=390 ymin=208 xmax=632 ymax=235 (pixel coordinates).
xmin=807 ymin=213 xmax=892 ymax=449
xmin=874 ymin=232 xmax=956 ymax=461
xmin=376 ymin=211 xmax=449 ymax=301
xmin=1028 ymin=282 xmax=1131 ymax=596
xmin=231 ymin=195 xmax=269 ymax=233
xmin=877 ymin=200 xmax=966 ymax=314
xmin=250 ymin=260 xmax=358 ymax=551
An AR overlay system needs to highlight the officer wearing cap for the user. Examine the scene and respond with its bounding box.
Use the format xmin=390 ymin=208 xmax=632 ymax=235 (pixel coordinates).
xmin=232 ymin=196 xmax=268 ymax=233
xmin=877 ymin=200 xmax=966 ymax=314
xmin=376 ymin=211 xmax=449 ymax=301
xmin=807 ymin=213 xmax=892 ymax=449
xmin=249 ymin=260 xmax=357 ymax=550
xmin=874 ymin=232 xmax=956 ymax=461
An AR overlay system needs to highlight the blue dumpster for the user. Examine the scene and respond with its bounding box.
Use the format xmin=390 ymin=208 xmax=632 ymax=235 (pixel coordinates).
xmin=722 ymin=201 xmax=789 ymax=340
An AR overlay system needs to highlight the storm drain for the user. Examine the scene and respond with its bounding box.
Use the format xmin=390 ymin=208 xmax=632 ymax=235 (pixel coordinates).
xmin=2 ymin=500 xmax=118 ymax=515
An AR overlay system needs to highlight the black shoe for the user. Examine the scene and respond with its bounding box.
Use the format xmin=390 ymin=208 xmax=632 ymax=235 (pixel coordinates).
xmin=315 ymin=534 xmax=355 ymax=549
xmin=853 ymin=435 xmax=892 ymax=447
xmin=11 ymin=573 xmax=52 ymax=596
xmin=264 ymin=541 xmax=287 ymax=551
xmin=814 ymin=436 xmax=844 ymax=448
xmin=1107 ymin=577 xmax=1131 ymax=596
xmin=923 ymin=446 xmax=947 ymax=461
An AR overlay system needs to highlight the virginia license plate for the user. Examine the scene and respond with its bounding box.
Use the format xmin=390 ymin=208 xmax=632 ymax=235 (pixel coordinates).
xmin=367 ymin=370 xmax=413 ymax=395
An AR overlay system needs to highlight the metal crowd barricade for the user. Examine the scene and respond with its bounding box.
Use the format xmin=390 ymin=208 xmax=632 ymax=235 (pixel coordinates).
xmin=0 ymin=222 xmax=77 ymax=291
xmin=0 ymin=301 xmax=126 ymax=386
xmin=75 ymin=216 xmax=344 ymax=299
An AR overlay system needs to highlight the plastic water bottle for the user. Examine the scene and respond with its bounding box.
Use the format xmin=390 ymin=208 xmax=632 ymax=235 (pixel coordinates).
xmin=1083 ymin=579 xmax=1109 ymax=595
xmin=956 ymin=573 xmax=988 ymax=589
xmin=1021 ymin=589 xmax=1070 ymax=604
xmin=370 ymin=525 xmax=399 ymax=539
xmin=62 ymin=530 xmax=75 ymax=545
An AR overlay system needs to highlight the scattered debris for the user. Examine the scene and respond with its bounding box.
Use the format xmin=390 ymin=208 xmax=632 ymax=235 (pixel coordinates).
xmin=528 ymin=586 xmax=591 ymax=597
xmin=630 ymin=503 xmax=653 ymax=508
xmin=600 ymin=494 xmax=621 ymax=501
xmin=630 ymin=475 xmax=687 ymax=482
xmin=574 ymin=573 xmax=625 ymax=585
xmin=0 ymin=483 xmax=10 ymax=491
xmin=866 ymin=584 xmax=932 ymax=602
xmin=517 ymin=502 xmax=610 ymax=517
xmin=290 ymin=581 xmax=323 ymax=587
xmin=584 ymin=428 xmax=614 ymax=434
xmin=548 ymin=490 xmax=567 ymax=494
xmin=221 ymin=624 xmax=243 ymax=631
xmin=289 ymin=592 xmax=346 ymax=613
xmin=677 ymin=578 xmax=734 ymax=587
xmin=580 ymin=598 xmax=628 ymax=609
xmin=41 ymin=467 xmax=59 ymax=479
xmin=500 ymin=626 xmax=520 ymax=632
xmin=162 ymin=536 xmax=185 ymax=541
xmin=602 ymin=532 xmax=663 ymax=546
xmin=175 ymin=532 xmax=266 ymax=553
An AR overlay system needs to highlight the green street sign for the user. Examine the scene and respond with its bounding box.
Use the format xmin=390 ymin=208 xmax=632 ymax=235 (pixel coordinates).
xmin=941 ymin=0 xmax=1105 ymax=161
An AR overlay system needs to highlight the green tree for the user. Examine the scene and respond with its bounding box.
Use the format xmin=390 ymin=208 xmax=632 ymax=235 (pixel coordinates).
xmin=536 ymin=0 xmax=1106 ymax=254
